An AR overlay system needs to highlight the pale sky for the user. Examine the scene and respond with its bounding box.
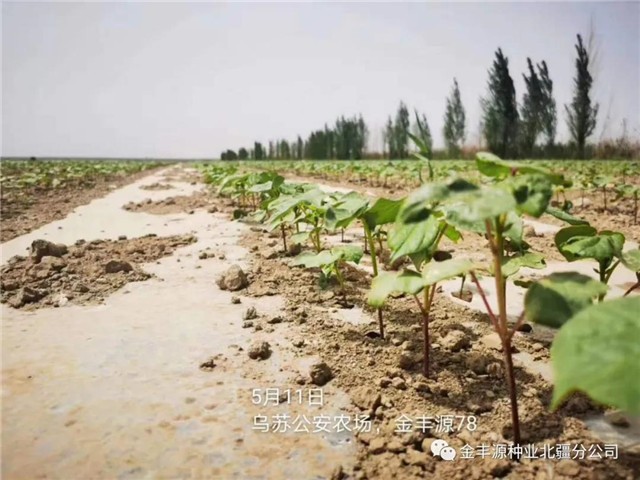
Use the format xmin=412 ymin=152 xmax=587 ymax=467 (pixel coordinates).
xmin=2 ymin=1 xmax=639 ymax=158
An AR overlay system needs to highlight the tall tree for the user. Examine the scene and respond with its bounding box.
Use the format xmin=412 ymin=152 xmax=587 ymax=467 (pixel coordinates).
xmin=443 ymin=78 xmax=466 ymax=157
xmin=384 ymin=117 xmax=395 ymax=159
xmin=279 ymin=139 xmax=290 ymax=159
xmin=565 ymin=34 xmax=599 ymax=159
xmin=253 ymin=141 xmax=264 ymax=160
xmin=296 ymin=136 xmax=303 ymax=159
xmin=356 ymin=114 xmax=368 ymax=159
xmin=537 ymin=61 xmax=557 ymax=148
xmin=268 ymin=141 xmax=274 ymax=159
xmin=481 ymin=48 xmax=519 ymax=157
xmin=238 ymin=147 xmax=249 ymax=160
xmin=519 ymin=58 xmax=545 ymax=156
xmin=394 ymin=101 xmax=411 ymax=158
xmin=413 ymin=110 xmax=433 ymax=157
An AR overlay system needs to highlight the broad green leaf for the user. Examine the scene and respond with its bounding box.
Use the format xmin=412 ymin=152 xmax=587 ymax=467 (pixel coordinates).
xmin=324 ymin=192 xmax=368 ymax=231
xmin=399 ymin=178 xmax=477 ymax=224
xmin=367 ymin=270 xmax=426 ymax=307
xmin=399 ymin=183 xmax=450 ymax=224
xmin=545 ymin=206 xmax=590 ymax=226
xmin=388 ymin=215 xmax=440 ymax=263
xmin=290 ymin=231 xmax=311 ymax=244
xmin=475 ymin=152 xmax=507 ymax=178
xmin=509 ymin=174 xmax=553 ymax=217
xmin=620 ymin=249 xmax=640 ymax=273
xmin=422 ymin=258 xmax=475 ymax=285
xmin=501 ymin=252 xmax=546 ymax=277
xmin=362 ymin=197 xmax=403 ymax=229
xmin=503 ymin=212 xmax=525 ymax=249
xmin=292 ymin=250 xmax=335 ymax=269
xmin=525 ymin=272 xmax=608 ymax=328
xmin=554 ymin=225 xmax=597 ymax=261
xmin=550 ymin=296 xmax=640 ymax=413
xmin=443 ymin=224 xmax=462 ymax=243
xmin=248 ymin=175 xmax=284 ymax=193
xmin=333 ymin=245 xmax=364 ymax=264
xmin=561 ymin=231 xmax=625 ymax=262
xmin=293 ymin=246 xmax=363 ymax=269
xmin=442 ymin=186 xmax=516 ymax=231
xmin=476 ymin=152 xmax=565 ymax=185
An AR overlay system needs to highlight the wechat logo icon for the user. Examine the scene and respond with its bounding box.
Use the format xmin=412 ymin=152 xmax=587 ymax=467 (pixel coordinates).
xmin=430 ymin=439 xmax=457 ymax=461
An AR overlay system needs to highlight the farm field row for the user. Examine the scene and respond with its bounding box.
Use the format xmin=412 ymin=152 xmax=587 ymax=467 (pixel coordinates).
xmin=0 ymin=159 xmax=170 ymax=242
xmin=197 ymin=154 xmax=640 ymax=477
xmin=1 ymin=158 xmax=639 ymax=479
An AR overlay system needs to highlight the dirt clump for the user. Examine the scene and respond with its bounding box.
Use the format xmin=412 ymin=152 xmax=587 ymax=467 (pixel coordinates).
xmin=123 ymin=191 xmax=214 ymax=215
xmin=216 ymin=265 xmax=249 ymax=291
xmin=140 ymin=182 xmax=174 ymax=191
xmin=309 ymin=361 xmax=334 ymax=386
xmin=1 ymin=234 xmax=196 ymax=310
xmin=248 ymin=341 xmax=271 ymax=360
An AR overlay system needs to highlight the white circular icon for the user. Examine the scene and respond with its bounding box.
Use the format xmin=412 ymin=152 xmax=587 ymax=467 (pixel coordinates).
xmin=440 ymin=446 xmax=457 ymax=461
xmin=430 ymin=439 xmax=449 ymax=456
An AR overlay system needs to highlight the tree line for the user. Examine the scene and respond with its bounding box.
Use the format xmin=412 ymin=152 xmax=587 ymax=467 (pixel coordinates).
xmin=221 ymin=33 xmax=617 ymax=161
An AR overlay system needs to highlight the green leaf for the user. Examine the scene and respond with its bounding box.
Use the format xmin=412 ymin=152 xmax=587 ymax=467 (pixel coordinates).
xmin=509 ymin=174 xmax=553 ymax=217
xmin=290 ymin=231 xmax=311 ymax=244
xmin=501 ymin=252 xmax=546 ymax=277
xmin=550 ymin=296 xmax=640 ymax=413
xmin=545 ymin=206 xmax=590 ymax=226
xmin=476 ymin=152 xmax=565 ymax=185
xmin=620 ymin=249 xmax=640 ymax=273
xmin=333 ymin=245 xmax=364 ymax=264
xmin=421 ymin=258 xmax=475 ymax=285
xmin=388 ymin=215 xmax=440 ymax=263
xmin=325 ymin=192 xmax=370 ymax=231
xmin=443 ymin=224 xmax=462 ymax=243
xmin=475 ymin=152 xmax=507 ymax=178
xmin=408 ymin=132 xmax=428 ymax=153
xmin=554 ymin=225 xmax=597 ymax=261
xmin=442 ymin=186 xmax=516 ymax=231
xmin=399 ymin=183 xmax=450 ymax=223
xmin=367 ymin=270 xmax=426 ymax=307
xmin=292 ymin=245 xmax=363 ymax=269
xmin=525 ymin=272 xmax=608 ymax=328
xmin=560 ymin=231 xmax=625 ymax=263
xmin=362 ymin=198 xmax=403 ymax=229
xmin=503 ymin=212 xmax=525 ymax=249
xmin=292 ymin=250 xmax=335 ymax=269
xmin=398 ymin=178 xmax=477 ymax=224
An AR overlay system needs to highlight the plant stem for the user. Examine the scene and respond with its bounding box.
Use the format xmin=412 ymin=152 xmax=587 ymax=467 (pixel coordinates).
xmin=364 ymin=223 xmax=384 ymax=339
xmin=486 ymin=217 xmax=521 ymax=448
xmin=470 ymin=272 xmax=500 ymax=332
xmin=280 ymin=224 xmax=287 ymax=253
xmin=624 ymin=279 xmax=640 ymax=297
xmin=603 ymin=259 xmax=620 ymax=285
xmin=335 ymin=264 xmax=345 ymax=292
xmin=459 ymin=275 xmax=466 ymax=297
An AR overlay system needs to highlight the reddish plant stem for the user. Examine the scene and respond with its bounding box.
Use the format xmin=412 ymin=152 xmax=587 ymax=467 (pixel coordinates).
xmin=485 ymin=218 xmax=521 ymax=448
xmin=414 ymin=285 xmax=437 ymax=378
xmin=624 ymin=281 xmax=640 ymax=297
xmin=509 ymin=312 xmax=527 ymax=341
xmin=469 ymin=272 xmax=499 ymax=332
